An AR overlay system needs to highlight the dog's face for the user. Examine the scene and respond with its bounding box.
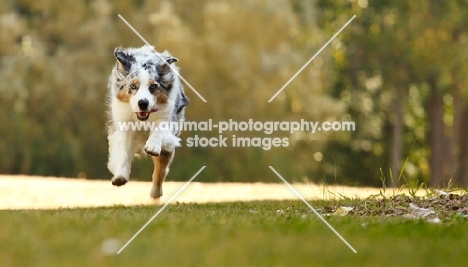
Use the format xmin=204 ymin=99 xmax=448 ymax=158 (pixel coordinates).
xmin=113 ymin=46 xmax=178 ymax=121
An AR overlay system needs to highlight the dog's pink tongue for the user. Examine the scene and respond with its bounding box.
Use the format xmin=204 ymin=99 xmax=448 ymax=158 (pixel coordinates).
xmin=151 ymin=107 xmax=160 ymax=112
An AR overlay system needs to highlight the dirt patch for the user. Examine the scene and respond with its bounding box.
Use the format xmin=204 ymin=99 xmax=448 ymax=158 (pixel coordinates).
xmin=345 ymin=192 xmax=468 ymax=221
xmin=1 ymin=175 xmax=423 ymax=210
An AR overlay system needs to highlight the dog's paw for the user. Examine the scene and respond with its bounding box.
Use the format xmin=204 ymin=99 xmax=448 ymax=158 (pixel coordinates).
xmin=144 ymin=143 xmax=161 ymax=157
xmin=150 ymin=185 xmax=163 ymax=198
xmin=111 ymin=176 xmax=128 ymax=186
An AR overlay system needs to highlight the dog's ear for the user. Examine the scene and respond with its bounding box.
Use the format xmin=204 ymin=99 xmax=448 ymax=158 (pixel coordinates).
xmin=114 ymin=47 xmax=134 ymax=73
xmin=164 ymin=57 xmax=178 ymax=65
xmin=157 ymin=54 xmax=178 ymax=73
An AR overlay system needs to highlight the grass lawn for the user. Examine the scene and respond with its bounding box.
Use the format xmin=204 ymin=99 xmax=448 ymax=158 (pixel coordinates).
xmin=1 ymin=201 xmax=467 ymax=267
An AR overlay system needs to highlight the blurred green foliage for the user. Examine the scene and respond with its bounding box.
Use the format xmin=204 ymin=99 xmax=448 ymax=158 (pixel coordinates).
xmin=1 ymin=0 xmax=467 ymax=186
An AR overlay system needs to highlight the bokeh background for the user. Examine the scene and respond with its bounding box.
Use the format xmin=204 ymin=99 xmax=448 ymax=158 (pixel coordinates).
xmin=1 ymin=0 xmax=468 ymax=187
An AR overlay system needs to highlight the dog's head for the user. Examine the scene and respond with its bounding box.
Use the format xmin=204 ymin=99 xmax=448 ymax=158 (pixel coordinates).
xmin=112 ymin=45 xmax=178 ymax=121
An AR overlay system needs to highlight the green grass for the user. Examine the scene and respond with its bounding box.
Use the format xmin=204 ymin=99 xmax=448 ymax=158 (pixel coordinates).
xmin=1 ymin=201 xmax=467 ymax=267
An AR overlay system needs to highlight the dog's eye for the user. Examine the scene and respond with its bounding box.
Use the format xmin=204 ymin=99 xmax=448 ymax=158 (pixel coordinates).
xmin=130 ymin=84 xmax=137 ymax=89
xmin=149 ymin=84 xmax=157 ymax=90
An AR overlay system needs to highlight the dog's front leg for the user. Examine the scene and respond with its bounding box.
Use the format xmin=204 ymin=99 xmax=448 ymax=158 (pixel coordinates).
xmin=144 ymin=130 xmax=164 ymax=157
xmin=108 ymin=130 xmax=135 ymax=186
xmin=145 ymin=130 xmax=180 ymax=198
xmin=150 ymin=150 xmax=175 ymax=198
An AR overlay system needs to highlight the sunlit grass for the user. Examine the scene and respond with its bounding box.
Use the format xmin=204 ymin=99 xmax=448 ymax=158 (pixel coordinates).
xmin=1 ymin=201 xmax=467 ymax=267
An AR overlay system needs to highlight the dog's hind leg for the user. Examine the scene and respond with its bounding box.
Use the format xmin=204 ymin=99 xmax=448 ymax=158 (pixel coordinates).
xmin=108 ymin=130 xmax=135 ymax=186
xmin=150 ymin=150 xmax=174 ymax=198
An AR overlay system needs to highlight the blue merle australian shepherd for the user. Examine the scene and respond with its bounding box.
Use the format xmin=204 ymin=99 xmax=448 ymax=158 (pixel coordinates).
xmin=107 ymin=45 xmax=188 ymax=198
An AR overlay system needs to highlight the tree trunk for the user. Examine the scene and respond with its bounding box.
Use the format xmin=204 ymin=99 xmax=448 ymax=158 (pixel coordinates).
xmin=390 ymin=81 xmax=404 ymax=187
xmin=452 ymin=67 xmax=462 ymax=185
xmin=458 ymin=105 xmax=468 ymax=187
xmin=428 ymin=74 xmax=454 ymax=187
xmin=451 ymin=29 xmax=468 ymax=187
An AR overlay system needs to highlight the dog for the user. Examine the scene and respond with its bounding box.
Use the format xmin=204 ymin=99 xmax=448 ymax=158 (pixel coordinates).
xmin=106 ymin=45 xmax=188 ymax=198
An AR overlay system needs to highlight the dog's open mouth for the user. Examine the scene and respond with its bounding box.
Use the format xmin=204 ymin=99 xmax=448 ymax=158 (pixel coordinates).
xmin=135 ymin=108 xmax=160 ymax=121
xmin=136 ymin=112 xmax=150 ymax=121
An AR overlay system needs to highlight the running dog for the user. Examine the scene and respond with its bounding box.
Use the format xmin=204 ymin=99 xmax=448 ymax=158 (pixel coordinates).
xmin=107 ymin=45 xmax=188 ymax=198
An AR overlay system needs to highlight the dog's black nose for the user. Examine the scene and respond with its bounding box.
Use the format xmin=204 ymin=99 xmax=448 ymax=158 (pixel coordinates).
xmin=138 ymin=99 xmax=149 ymax=110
